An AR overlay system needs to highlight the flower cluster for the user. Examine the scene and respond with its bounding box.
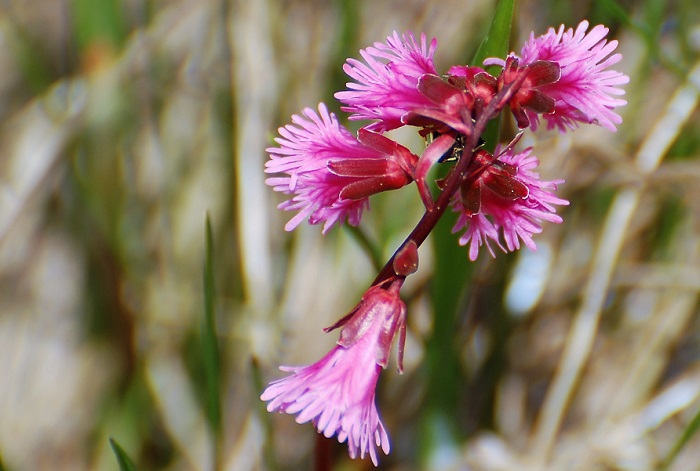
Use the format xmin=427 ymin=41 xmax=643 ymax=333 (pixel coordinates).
xmin=262 ymin=22 xmax=627 ymax=466
xmin=451 ymin=145 xmax=570 ymax=261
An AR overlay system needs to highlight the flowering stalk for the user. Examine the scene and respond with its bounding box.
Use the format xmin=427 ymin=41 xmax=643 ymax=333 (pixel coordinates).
xmin=262 ymin=23 xmax=627 ymax=466
xmin=373 ymin=73 xmax=528 ymax=287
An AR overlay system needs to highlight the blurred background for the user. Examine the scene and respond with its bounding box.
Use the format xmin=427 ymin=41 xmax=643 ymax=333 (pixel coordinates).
xmin=1 ymin=0 xmax=700 ymax=470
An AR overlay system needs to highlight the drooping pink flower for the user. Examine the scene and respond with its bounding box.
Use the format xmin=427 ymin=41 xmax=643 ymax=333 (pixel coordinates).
xmin=451 ymin=146 xmax=569 ymax=261
xmin=261 ymin=284 xmax=407 ymax=466
xmin=335 ymin=31 xmax=438 ymax=132
xmin=265 ymin=103 xmax=417 ymax=233
xmin=518 ymin=20 xmax=629 ymax=132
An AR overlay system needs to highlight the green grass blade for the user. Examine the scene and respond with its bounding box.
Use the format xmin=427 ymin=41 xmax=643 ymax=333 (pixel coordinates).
xmin=109 ymin=438 xmax=137 ymax=471
xmin=202 ymin=214 xmax=222 ymax=454
xmin=325 ymin=0 xmax=360 ymax=113
xmin=593 ymin=0 xmax=636 ymax=27
xmin=420 ymin=2 xmax=517 ymax=463
xmin=659 ymin=406 xmax=700 ymax=470
xmin=471 ymin=0 xmax=516 ymax=151
xmin=7 ymin=27 xmax=54 ymax=94
xmin=72 ymin=0 xmax=127 ymax=52
xmin=471 ymin=0 xmax=516 ymax=70
xmin=420 ymin=210 xmax=475 ymax=463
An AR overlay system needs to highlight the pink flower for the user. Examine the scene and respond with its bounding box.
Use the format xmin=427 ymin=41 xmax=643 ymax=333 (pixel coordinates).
xmin=335 ymin=31 xmax=438 ymax=132
xmin=265 ymin=103 xmax=417 ymax=233
xmin=519 ymin=20 xmax=629 ymax=132
xmin=451 ymin=146 xmax=569 ymax=261
xmin=261 ymin=284 xmax=407 ymax=466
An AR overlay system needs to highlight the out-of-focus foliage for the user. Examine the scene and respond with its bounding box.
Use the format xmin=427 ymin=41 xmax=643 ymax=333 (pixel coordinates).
xmin=110 ymin=438 xmax=138 ymax=471
xmin=0 ymin=0 xmax=699 ymax=470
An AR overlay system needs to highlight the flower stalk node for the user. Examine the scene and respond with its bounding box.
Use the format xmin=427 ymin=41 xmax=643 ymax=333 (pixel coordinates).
xmin=393 ymin=240 xmax=419 ymax=276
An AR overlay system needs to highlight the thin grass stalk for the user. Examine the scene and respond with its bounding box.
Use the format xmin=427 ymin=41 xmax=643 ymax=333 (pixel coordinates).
xmin=531 ymin=59 xmax=700 ymax=464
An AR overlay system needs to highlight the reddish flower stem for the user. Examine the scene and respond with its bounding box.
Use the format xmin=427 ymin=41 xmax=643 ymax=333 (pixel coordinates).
xmin=372 ymin=75 xmax=527 ymax=287
xmin=314 ymin=434 xmax=333 ymax=471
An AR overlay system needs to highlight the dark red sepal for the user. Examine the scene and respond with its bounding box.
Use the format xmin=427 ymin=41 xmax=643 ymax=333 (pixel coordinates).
xmin=338 ymin=173 xmax=410 ymax=200
xmin=327 ymin=158 xmax=391 ymax=178
xmin=482 ymin=171 xmax=529 ymax=200
xmin=525 ymin=60 xmax=561 ymax=87
xmin=460 ymin=181 xmax=482 ymax=216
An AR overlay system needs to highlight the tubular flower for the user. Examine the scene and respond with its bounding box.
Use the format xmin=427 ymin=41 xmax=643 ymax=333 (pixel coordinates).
xmin=518 ymin=20 xmax=629 ymax=132
xmin=261 ymin=284 xmax=407 ymax=466
xmin=335 ymin=31 xmax=438 ymax=132
xmin=451 ymin=146 xmax=569 ymax=261
xmin=265 ymin=103 xmax=417 ymax=233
